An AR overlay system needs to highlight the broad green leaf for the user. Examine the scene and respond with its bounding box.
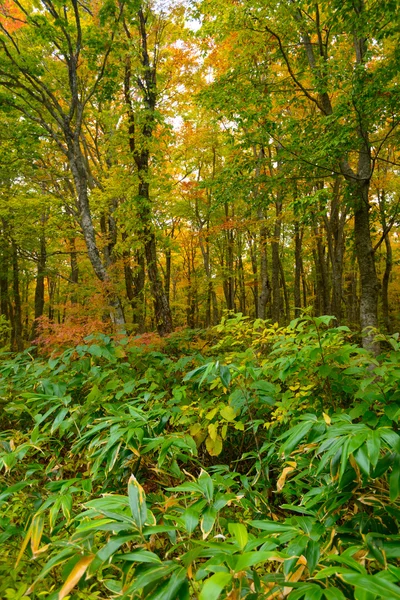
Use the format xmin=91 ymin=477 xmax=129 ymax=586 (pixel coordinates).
xmin=199 ymin=572 xmax=232 ymax=600
xmin=201 ymin=507 xmax=217 ymax=539
xmin=198 ymin=469 xmax=214 ymax=502
xmin=342 ymin=573 xmax=400 ymax=599
xmin=228 ymin=522 xmax=248 ymax=550
xmin=183 ymin=507 xmax=200 ymax=534
xmin=116 ymin=550 xmax=161 ymax=564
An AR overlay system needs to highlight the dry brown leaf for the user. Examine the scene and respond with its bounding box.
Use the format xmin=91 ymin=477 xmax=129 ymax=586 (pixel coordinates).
xmin=277 ymin=467 xmax=295 ymax=492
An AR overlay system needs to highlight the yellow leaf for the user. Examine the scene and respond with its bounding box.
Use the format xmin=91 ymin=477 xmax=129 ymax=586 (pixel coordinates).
xmin=206 ymin=408 xmax=218 ymax=420
xmin=15 ymin=522 xmax=32 ymax=568
xmin=206 ymin=435 xmax=223 ymax=456
xmin=323 ymin=412 xmax=331 ymax=425
xmin=220 ymin=405 xmax=236 ymax=421
xmin=221 ymin=424 xmax=228 ymax=440
xmin=190 ymin=423 xmax=202 ymax=437
xmin=234 ymin=421 xmax=245 ymax=431
xmin=208 ymin=422 xmax=218 ymax=441
xmin=58 ymin=555 xmax=94 ymax=600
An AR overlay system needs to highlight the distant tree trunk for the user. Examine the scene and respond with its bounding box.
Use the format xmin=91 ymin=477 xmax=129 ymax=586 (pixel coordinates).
xmin=165 ymin=247 xmax=171 ymax=305
xmin=123 ymin=9 xmax=173 ymax=336
xmin=294 ymin=221 xmax=302 ymax=317
xmin=31 ymin=234 xmax=47 ymax=340
xmin=0 ymin=240 xmax=9 ymax=321
xmin=378 ymin=191 xmax=392 ymax=333
xmin=248 ymin=232 xmax=259 ymax=318
xmin=10 ymin=239 xmax=23 ymax=352
xmin=238 ymin=253 xmax=246 ymax=314
xmin=271 ymin=198 xmax=282 ymax=323
xmin=69 ymin=237 xmax=79 ymax=304
xmin=223 ymin=203 xmax=235 ymax=311
xmin=122 ymin=231 xmax=145 ymax=331
xmin=314 ymin=223 xmax=331 ymax=315
xmin=324 ymin=179 xmax=346 ymax=322
xmin=258 ymin=212 xmax=271 ymax=320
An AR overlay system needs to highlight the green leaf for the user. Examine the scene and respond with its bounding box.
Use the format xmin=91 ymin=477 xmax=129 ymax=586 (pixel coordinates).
xmin=128 ymin=475 xmax=147 ymax=531
xmin=146 ymin=567 xmax=188 ymax=600
xmin=198 ymin=469 xmax=214 ymax=502
xmin=183 ymin=507 xmax=200 ymax=534
xmin=390 ymin=455 xmax=400 ymax=501
xmin=130 ymin=563 xmax=179 ymax=592
xmin=116 ymin=550 xmax=162 ymax=564
xmin=228 ymin=522 xmax=248 ymax=551
xmin=200 ymin=507 xmax=217 ymax=539
xmin=341 ymin=573 xmax=400 ymax=599
xmin=280 ymin=420 xmax=314 ymax=456
xmin=366 ymin=430 xmax=381 ymax=467
xmin=323 ymin=589 xmax=346 ymax=600
xmin=250 ymin=520 xmax=295 ymax=533
xmin=234 ymin=551 xmax=278 ymax=572
xmin=354 ymin=444 xmax=370 ymax=476
xmin=219 ymin=365 xmax=231 ymax=387
xmin=305 ymin=539 xmax=320 ymax=574
xmin=199 ymin=572 xmax=232 ymax=600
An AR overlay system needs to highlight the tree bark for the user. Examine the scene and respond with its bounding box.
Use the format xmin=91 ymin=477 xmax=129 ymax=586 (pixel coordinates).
xmin=31 ymin=233 xmax=47 ymax=340
xmin=10 ymin=239 xmax=23 ymax=352
xmin=294 ymin=221 xmax=302 ymax=318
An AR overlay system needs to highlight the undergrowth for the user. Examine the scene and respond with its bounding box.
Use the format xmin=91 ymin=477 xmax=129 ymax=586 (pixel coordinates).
xmin=0 ymin=314 xmax=399 ymax=599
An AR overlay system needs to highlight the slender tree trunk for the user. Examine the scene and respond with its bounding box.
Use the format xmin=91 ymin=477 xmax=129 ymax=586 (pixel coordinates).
xmin=31 ymin=234 xmax=46 ymax=340
xmin=294 ymin=221 xmax=302 ymax=317
xmin=378 ymin=190 xmax=392 ymax=333
xmin=381 ymin=231 xmax=392 ymax=333
xmin=0 ymin=240 xmax=9 ymax=321
xmin=10 ymin=239 xmax=23 ymax=352
xmin=258 ymin=210 xmax=271 ymax=319
xmin=280 ymin=258 xmax=290 ymax=323
xmin=69 ymin=237 xmax=79 ymax=304
xmin=271 ymin=199 xmax=282 ymax=323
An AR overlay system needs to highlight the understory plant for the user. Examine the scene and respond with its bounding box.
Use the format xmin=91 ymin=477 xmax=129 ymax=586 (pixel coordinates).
xmin=0 ymin=316 xmax=399 ymax=599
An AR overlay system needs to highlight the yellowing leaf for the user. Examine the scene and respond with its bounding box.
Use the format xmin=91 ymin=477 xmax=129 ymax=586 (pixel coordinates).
xmin=58 ymin=555 xmax=94 ymax=600
xmin=323 ymin=412 xmax=331 ymax=425
xmin=234 ymin=421 xmax=245 ymax=431
xmin=208 ymin=422 xmax=218 ymax=441
xmin=221 ymin=424 xmax=228 ymax=440
xmin=206 ymin=435 xmax=223 ymax=456
xmin=220 ymin=405 xmax=236 ymax=421
xmin=190 ymin=423 xmax=202 ymax=437
xmin=206 ymin=408 xmax=218 ymax=420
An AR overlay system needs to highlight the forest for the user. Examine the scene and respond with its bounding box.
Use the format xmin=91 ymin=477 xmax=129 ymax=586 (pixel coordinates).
xmin=0 ymin=0 xmax=400 ymax=598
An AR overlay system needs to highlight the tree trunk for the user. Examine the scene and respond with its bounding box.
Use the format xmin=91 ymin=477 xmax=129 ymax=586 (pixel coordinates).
xmin=10 ymin=239 xmax=23 ymax=352
xmin=68 ymin=143 xmax=125 ymax=328
xmin=381 ymin=231 xmax=392 ymax=334
xmin=271 ymin=199 xmax=282 ymax=323
xmin=294 ymin=221 xmax=302 ymax=318
xmin=0 ymin=240 xmax=9 ymax=321
xmin=31 ymin=234 xmax=46 ymax=340
xmin=352 ymin=181 xmax=380 ymax=353
xmin=69 ymin=237 xmax=79 ymax=304
xmin=258 ymin=210 xmax=271 ymax=319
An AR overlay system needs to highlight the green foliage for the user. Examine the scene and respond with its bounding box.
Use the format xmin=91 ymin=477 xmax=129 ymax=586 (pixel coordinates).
xmin=0 ymin=317 xmax=400 ymax=598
